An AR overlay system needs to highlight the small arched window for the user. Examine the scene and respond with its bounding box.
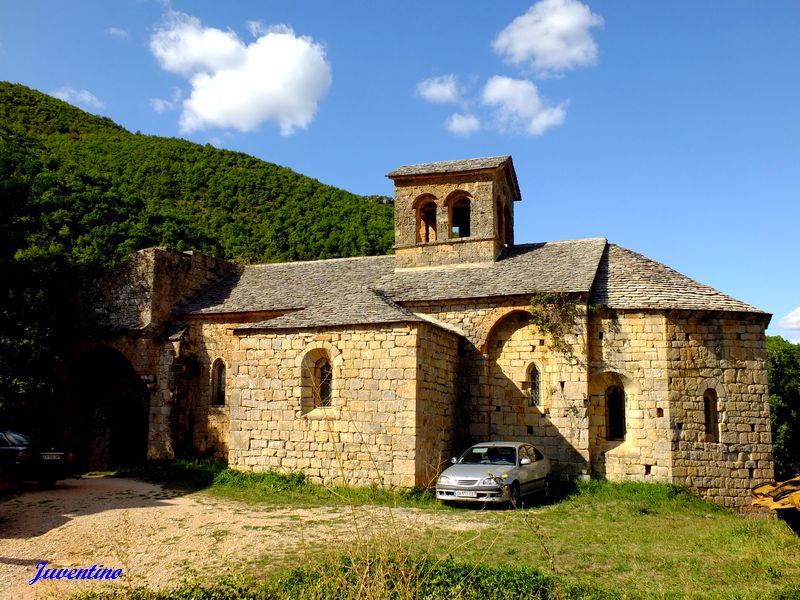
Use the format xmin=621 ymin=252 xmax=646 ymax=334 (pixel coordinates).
xmin=526 ymin=364 xmax=541 ymax=407
xmin=211 ymin=358 xmax=226 ymax=406
xmin=416 ymin=200 xmax=437 ymax=243
xmin=606 ymin=385 xmax=625 ymax=441
xmin=314 ymin=357 xmax=333 ymax=408
xmin=450 ymin=197 xmax=471 ymax=238
xmin=703 ymin=388 xmax=719 ymax=442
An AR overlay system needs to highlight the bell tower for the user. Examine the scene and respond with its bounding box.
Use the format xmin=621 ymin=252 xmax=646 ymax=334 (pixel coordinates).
xmin=386 ymin=156 xmax=521 ymax=269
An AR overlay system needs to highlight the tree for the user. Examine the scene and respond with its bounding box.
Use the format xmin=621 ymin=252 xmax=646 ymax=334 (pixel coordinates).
xmin=766 ymin=336 xmax=800 ymax=479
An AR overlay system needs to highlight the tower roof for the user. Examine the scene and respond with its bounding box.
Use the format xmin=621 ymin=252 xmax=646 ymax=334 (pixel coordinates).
xmin=387 ymin=155 xmax=521 ymax=201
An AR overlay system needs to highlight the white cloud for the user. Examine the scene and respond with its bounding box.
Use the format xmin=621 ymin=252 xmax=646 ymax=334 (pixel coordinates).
xmin=105 ymin=27 xmax=129 ymax=39
xmin=482 ymin=76 xmax=566 ymax=135
xmin=445 ymin=113 xmax=480 ymax=136
xmin=417 ymin=75 xmax=461 ymax=104
xmin=493 ymin=0 xmax=603 ymax=77
xmin=150 ymin=12 xmax=331 ymax=135
xmin=150 ymin=13 xmax=246 ymax=77
xmin=150 ymin=87 xmax=182 ymax=113
xmin=778 ymin=307 xmax=800 ymax=330
xmin=51 ymin=87 xmax=105 ymax=110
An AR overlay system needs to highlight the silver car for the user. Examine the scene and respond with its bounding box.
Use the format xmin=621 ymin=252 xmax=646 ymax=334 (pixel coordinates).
xmin=435 ymin=441 xmax=551 ymax=506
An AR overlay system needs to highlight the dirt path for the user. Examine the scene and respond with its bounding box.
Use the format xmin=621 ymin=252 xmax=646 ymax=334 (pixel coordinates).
xmin=0 ymin=477 xmax=490 ymax=599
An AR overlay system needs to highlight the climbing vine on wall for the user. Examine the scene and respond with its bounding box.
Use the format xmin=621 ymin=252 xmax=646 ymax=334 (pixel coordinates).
xmin=529 ymin=293 xmax=581 ymax=352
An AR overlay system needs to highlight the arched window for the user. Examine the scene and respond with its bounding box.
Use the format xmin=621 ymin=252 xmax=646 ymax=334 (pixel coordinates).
xmin=703 ymin=388 xmax=719 ymax=442
xmin=211 ymin=358 xmax=226 ymax=406
xmin=417 ymin=200 xmax=437 ymax=243
xmin=606 ymin=385 xmax=625 ymax=440
xmin=315 ymin=358 xmax=333 ymax=408
xmin=450 ymin=197 xmax=471 ymax=238
xmin=526 ymin=364 xmax=541 ymax=407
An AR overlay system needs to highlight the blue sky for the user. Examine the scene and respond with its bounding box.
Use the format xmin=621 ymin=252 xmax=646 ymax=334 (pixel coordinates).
xmin=2 ymin=1 xmax=799 ymax=340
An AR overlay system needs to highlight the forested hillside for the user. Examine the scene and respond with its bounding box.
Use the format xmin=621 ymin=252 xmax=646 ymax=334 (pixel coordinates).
xmin=0 ymin=81 xmax=394 ymax=267
xmin=0 ymin=81 xmax=393 ymax=421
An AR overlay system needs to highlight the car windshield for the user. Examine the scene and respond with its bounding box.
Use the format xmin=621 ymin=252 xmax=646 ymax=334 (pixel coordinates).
xmin=459 ymin=446 xmax=517 ymax=466
xmin=4 ymin=431 xmax=32 ymax=445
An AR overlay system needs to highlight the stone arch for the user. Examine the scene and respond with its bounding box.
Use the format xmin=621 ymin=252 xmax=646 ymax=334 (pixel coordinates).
xmin=588 ymin=370 xmax=640 ymax=476
xmin=444 ymin=190 xmax=472 ymax=239
xmin=476 ymin=306 xmax=532 ymax=354
xmin=412 ymin=193 xmax=438 ymax=243
xmin=68 ymin=347 xmax=151 ymax=470
xmin=296 ymin=341 xmax=343 ymax=414
xmin=484 ymin=309 xmax=545 ymax=439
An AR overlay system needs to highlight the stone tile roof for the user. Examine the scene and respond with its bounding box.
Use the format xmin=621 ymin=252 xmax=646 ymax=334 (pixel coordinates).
xmin=183 ymin=238 xmax=764 ymax=330
xmin=590 ymin=244 xmax=764 ymax=313
xmin=184 ymin=255 xmax=418 ymax=330
xmin=386 ymin=155 xmax=521 ymax=201
xmin=376 ymin=238 xmax=608 ymax=302
xmin=386 ymin=156 xmax=512 ymax=178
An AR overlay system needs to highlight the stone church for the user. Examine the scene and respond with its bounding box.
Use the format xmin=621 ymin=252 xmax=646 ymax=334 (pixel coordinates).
xmin=65 ymin=156 xmax=773 ymax=508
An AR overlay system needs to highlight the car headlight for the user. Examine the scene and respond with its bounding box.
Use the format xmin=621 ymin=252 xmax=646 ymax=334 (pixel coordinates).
xmin=479 ymin=476 xmax=501 ymax=486
xmin=438 ymin=475 xmax=452 ymax=484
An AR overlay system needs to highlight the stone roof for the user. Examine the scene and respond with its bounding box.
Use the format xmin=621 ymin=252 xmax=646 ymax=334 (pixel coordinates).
xmin=589 ymin=244 xmax=764 ymax=313
xmin=377 ymin=238 xmax=607 ymax=302
xmin=386 ymin=155 xmax=521 ymax=201
xmin=183 ymin=255 xmax=417 ymax=330
xmin=183 ymin=238 xmax=765 ymax=330
xmin=386 ymin=156 xmax=512 ymax=178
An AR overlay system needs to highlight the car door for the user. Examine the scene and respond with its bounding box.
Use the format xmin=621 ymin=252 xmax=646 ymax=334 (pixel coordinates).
xmin=527 ymin=445 xmax=548 ymax=491
xmin=517 ymin=446 xmax=537 ymax=496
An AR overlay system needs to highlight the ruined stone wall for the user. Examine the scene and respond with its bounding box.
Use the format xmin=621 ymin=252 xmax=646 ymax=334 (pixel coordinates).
xmin=666 ymin=312 xmax=773 ymax=508
xmin=74 ymin=248 xmax=235 ymax=335
xmin=415 ymin=323 xmax=460 ymax=485
xmin=586 ymin=311 xmax=673 ymax=482
xmin=205 ymin=322 xmax=429 ymax=487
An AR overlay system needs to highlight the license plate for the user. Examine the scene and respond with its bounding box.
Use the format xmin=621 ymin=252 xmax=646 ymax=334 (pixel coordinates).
xmin=41 ymin=453 xmax=61 ymax=460
xmin=455 ymin=490 xmax=477 ymax=498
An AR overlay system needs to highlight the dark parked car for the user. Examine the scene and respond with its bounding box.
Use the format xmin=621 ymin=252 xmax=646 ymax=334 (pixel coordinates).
xmin=436 ymin=441 xmax=551 ymax=506
xmin=0 ymin=430 xmax=74 ymax=487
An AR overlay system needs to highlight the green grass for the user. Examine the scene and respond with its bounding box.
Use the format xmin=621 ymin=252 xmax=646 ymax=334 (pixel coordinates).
xmin=115 ymin=459 xmax=437 ymax=508
xmin=104 ymin=462 xmax=800 ymax=599
xmin=411 ymin=480 xmax=800 ymax=599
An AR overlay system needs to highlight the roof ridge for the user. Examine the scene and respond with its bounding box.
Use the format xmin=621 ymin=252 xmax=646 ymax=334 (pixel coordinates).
xmin=244 ymin=254 xmax=393 ymax=269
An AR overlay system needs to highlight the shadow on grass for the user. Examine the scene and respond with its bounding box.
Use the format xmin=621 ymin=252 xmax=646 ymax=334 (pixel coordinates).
xmin=115 ymin=459 xmax=438 ymax=509
xmin=115 ymin=458 xmax=226 ymax=492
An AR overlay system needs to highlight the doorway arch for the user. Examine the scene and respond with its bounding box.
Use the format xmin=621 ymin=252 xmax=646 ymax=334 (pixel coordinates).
xmin=70 ymin=347 xmax=150 ymax=470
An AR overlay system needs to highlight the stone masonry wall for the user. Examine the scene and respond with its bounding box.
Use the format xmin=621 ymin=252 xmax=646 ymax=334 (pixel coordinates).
xmin=392 ymin=169 xmax=514 ymax=268
xmin=486 ymin=309 xmax=590 ymax=476
xmin=205 ymin=322 xmax=429 ymax=487
xmin=666 ymin=312 xmax=773 ymax=508
xmin=415 ymin=323 xmax=460 ymax=485
xmin=586 ymin=310 xmax=673 ymax=482
xmin=404 ymin=297 xmax=590 ymax=478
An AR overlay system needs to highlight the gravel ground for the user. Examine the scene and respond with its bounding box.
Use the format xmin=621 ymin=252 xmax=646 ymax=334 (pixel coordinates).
xmin=0 ymin=477 xmax=490 ymax=599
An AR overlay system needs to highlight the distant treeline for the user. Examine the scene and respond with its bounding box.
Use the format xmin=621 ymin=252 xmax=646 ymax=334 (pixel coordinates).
xmin=0 ymin=81 xmax=393 ymax=420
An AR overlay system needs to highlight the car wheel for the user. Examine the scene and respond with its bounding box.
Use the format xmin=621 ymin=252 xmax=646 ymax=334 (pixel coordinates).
xmin=508 ymin=482 xmax=521 ymax=509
